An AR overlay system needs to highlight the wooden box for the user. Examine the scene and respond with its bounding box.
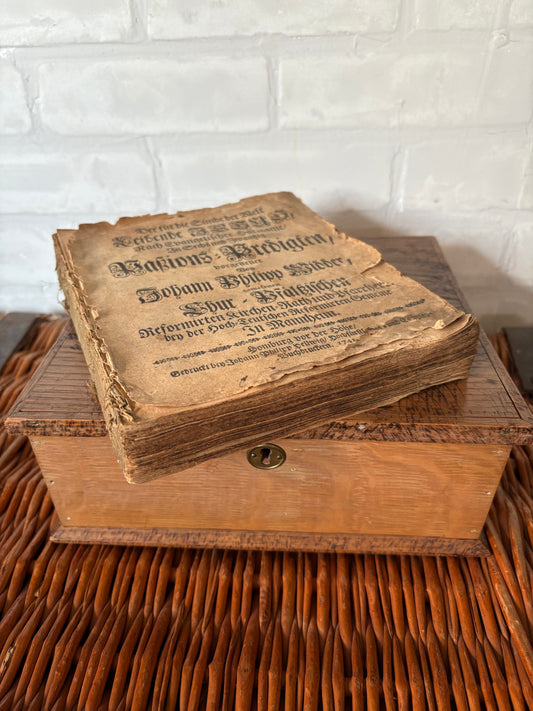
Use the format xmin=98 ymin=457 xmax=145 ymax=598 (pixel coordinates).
xmin=7 ymin=237 xmax=533 ymax=555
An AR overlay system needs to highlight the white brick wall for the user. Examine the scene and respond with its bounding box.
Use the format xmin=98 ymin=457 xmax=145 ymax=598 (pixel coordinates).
xmin=510 ymin=0 xmax=533 ymax=25
xmin=402 ymin=136 xmax=529 ymax=210
xmin=1 ymin=0 xmax=132 ymax=45
xmin=0 ymin=145 xmax=157 ymax=213
xmin=280 ymin=39 xmax=533 ymax=128
xmin=39 ymin=58 xmax=269 ymax=134
xmin=147 ymin=0 xmax=401 ymax=38
xmin=159 ymin=141 xmax=395 ymax=211
xmin=281 ymin=50 xmax=486 ymax=128
xmin=412 ymin=1 xmax=500 ymax=30
xmin=0 ymin=63 xmax=31 ymax=133
xmin=1 ymin=0 xmax=532 ymax=328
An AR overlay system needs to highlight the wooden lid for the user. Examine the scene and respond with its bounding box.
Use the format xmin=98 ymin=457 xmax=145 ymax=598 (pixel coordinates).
xmin=6 ymin=237 xmax=533 ymax=444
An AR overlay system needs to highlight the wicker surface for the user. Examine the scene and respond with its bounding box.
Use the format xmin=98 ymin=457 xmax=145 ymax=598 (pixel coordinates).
xmin=1 ymin=317 xmax=532 ymax=711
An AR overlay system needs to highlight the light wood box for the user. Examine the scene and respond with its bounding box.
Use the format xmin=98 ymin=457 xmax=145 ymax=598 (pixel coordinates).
xmin=7 ymin=237 xmax=533 ymax=555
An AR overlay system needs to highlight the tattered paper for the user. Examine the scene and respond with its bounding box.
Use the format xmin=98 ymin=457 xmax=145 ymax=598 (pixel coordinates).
xmin=55 ymin=193 xmax=465 ymax=422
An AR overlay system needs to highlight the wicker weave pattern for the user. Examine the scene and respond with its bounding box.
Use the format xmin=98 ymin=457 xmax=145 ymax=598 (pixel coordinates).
xmin=0 ymin=317 xmax=532 ymax=710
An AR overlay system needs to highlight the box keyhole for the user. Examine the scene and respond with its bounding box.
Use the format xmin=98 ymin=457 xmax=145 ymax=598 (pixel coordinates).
xmin=247 ymin=443 xmax=286 ymax=470
xmin=261 ymin=447 xmax=272 ymax=466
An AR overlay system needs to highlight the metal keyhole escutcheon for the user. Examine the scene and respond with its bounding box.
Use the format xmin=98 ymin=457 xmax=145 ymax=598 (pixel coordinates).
xmin=247 ymin=443 xmax=286 ymax=470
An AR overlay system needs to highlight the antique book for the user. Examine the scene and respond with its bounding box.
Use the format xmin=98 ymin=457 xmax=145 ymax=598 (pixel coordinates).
xmin=53 ymin=192 xmax=480 ymax=483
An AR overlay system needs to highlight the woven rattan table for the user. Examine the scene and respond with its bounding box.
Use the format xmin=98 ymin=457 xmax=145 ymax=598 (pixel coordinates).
xmin=0 ymin=315 xmax=532 ymax=710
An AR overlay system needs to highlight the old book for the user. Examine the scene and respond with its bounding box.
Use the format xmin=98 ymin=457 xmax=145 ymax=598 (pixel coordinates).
xmin=53 ymin=192 xmax=479 ymax=483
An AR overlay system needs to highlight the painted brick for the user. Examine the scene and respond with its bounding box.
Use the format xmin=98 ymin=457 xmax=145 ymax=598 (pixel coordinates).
xmin=39 ymin=59 xmax=269 ymax=135
xmin=519 ymin=146 xmax=533 ymax=210
xmin=402 ymin=137 xmax=528 ymax=211
xmin=384 ymin=210 xmax=533 ymax=328
xmin=510 ymin=0 xmax=533 ymax=25
xmin=0 ymin=63 xmax=31 ymax=134
xmin=412 ymin=0 xmax=498 ymax=29
xmin=507 ymin=223 xmax=533 ymax=288
xmin=0 ymin=147 xmax=157 ymax=213
xmin=0 ymin=282 xmax=62 ymax=313
xmin=147 ymin=0 xmax=400 ymax=38
xmin=388 ymin=211 xmax=510 ymax=285
xmin=1 ymin=0 xmax=132 ymax=46
xmin=413 ymin=1 xmax=533 ymax=29
xmin=0 ymin=217 xmax=63 ymax=313
xmin=158 ymin=142 xmax=394 ymax=212
xmin=280 ymin=50 xmax=481 ymax=128
xmin=478 ymin=39 xmax=533 ymax=125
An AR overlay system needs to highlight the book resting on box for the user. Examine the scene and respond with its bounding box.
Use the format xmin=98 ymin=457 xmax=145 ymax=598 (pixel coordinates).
xmin=53 ymin=192 xmax=480 ymax=483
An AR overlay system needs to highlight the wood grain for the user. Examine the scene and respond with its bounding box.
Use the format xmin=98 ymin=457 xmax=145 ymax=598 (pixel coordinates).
xmin=31 ymin=435 xmax=509 ymax=546
xmin=6 ymin=238 xmax=533 ymax=444
xmin=48 ymin=521 xmax=491 ymax=556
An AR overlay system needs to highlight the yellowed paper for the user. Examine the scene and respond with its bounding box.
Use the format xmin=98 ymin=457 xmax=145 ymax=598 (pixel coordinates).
xmin=55 ymin=193 xmax=464 ymax=420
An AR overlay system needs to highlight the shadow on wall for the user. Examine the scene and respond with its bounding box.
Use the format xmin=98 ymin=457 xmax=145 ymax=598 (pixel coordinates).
xmin=325 ymin=209 xmax=533 ymax=332
xmin=327 ymin=209 xmax=401 ymax=239
xmin=441 ymin=244 xmax=533 ymax=332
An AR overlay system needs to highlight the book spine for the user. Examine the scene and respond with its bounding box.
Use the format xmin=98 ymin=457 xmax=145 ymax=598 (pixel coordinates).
xmin=54 ymin=236 xmax=132 ymax=471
